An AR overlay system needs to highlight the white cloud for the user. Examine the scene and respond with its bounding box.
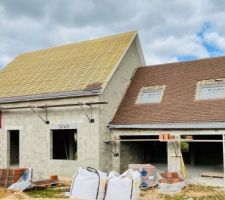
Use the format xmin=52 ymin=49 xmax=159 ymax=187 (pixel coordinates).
xmin=0 ymin=54 xmax=12 ymax=67
xmin=145 ymin=34 xmax=209 ymax=64
xmin=204 ymin=32 xmax=225 ymax=51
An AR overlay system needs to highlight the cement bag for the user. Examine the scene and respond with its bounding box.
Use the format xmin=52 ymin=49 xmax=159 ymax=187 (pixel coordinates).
xmin=105 ymin=169 xmax=141 ymax=200
xmin=69 ymin=167 xmax=107 ymax=200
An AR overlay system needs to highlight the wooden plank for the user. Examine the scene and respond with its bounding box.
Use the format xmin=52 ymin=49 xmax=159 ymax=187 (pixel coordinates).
xmin=201 ymin=172 xmax=224 ymax=178
xmin=32 ymin=179 xmax=63 ymax=189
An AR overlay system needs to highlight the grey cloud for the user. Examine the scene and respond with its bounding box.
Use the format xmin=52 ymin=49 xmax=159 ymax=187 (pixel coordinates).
xmin=0 ymin=0 xmax=47 ymax=19
xmin=0 ymin=0 xmax=225 ymax=68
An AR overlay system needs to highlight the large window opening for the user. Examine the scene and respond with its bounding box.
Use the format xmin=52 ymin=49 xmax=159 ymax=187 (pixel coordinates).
xmin=9 ymin=130 xmax=20 ymax=166
xmin=51 ymin=129 xmax=77 ymax=160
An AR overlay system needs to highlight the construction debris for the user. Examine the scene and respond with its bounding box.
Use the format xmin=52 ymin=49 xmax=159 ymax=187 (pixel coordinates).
xmin=7 ymin=168 xmax=32 ymax=191
xmin=201 ymin=172 xmax=224 ymax=179
xmin=32 ymin=179 xmax=63 ymax=189
xmin=129 ymin=164 xmax=158 ymax=189
xmin=0 ymin=168 xmax=28 ymax=188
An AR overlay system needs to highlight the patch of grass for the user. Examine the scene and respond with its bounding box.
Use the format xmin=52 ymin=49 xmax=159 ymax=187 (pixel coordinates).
xmin=26 ymin=187 xmax=66 ymax=198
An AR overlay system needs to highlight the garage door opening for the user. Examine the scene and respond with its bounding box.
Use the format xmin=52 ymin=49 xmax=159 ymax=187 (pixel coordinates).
xmin=51 ymin=129 xmax=77 ymax=160
xmin=182 ymin=135 xmax=223 ymax=186
xmin=9 ymin=130 xmax=20 ymax=166
xmin=120 ymin=135 xmax=167 ymax=172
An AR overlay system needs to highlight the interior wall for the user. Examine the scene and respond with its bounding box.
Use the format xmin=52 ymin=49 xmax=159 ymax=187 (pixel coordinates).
xmin=120 ymin=142 xmax=144 ymax=172
xmin=120 ymin=141 xmax=167 ymax=172
xmin=181 ymin=135 xmax=223 ymax=165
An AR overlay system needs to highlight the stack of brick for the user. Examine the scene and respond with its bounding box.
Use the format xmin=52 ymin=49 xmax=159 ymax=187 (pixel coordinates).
xmin=129 ymin=164 xmax=158 ymax=189
xmin=159 ymin=134 xmax=175 ymax=140
xmin=0 ymin=168 xmax=27 ymax=188
xmin=159 ymin=172 xmax=183 ymax=184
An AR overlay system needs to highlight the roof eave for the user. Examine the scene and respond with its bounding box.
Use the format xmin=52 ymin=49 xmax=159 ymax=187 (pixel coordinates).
xmin=0 ymin=89 xmax=100 ymax=104
xmin=109 ymin=122 xmax=225 ymax=130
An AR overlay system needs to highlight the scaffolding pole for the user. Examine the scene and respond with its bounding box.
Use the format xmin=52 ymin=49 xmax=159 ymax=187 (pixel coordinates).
xmin=223 ymin=134 xmax=225 ymax=191
xmin=106 ymin=139 xmax=223 ymax=142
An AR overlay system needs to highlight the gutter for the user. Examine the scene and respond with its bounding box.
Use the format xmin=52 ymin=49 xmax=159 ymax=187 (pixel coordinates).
xmin=0 ymin=89 xmax=100 ymax=104
xmin=109 ymin=122 xmax=225 ymax=130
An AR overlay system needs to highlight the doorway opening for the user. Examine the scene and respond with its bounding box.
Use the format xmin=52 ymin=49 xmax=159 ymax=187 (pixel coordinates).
xmin=9 ymin=130 xmax=20 ymax=166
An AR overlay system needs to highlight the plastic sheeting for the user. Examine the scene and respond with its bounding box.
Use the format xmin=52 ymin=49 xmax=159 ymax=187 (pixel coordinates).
xmin=129 ymin=164 xmax=158 ymax=189
xmin=159 ymin=181 xmax=186 ymax=194
xmin=7 ymin=168 xmax=33 ymax=191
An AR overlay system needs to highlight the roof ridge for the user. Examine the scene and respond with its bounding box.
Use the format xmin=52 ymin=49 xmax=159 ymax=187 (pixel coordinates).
xmin=19 ymin=30 xmax=138 ymax=57
xmin=141 ymin=55 xmax=225 ymax=69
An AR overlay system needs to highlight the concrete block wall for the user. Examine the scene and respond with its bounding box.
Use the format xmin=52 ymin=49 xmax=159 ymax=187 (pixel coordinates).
xmin=99 ymin=38 xmax=144 ymax=172
xmin=0 ymin=35 xmax=144 ymax=179
xmin=0 ymin=96 xmax=101 ymax=180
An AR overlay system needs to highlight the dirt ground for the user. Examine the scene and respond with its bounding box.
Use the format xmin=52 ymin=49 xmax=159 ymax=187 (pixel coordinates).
xmin=140 ymin=185 xmax=225 ymax=200
xmin=1 ymin=185 xmax=225 ymax=199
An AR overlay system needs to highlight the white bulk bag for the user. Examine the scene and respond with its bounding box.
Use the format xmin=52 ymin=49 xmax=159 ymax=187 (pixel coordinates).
xmin=70 ymin=167 xmax=107 ymax=200
xmin=105 ymin=169 xmax=141 ymax=200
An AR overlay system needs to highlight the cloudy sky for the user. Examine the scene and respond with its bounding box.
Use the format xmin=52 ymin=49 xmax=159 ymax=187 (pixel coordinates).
xmin=0 ymin=0 xmax=225 ymax=68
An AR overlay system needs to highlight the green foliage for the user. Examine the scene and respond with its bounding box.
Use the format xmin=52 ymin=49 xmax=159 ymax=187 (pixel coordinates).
xmin=181 ymin=142 xmax=189 ymax=152
xmin=26 ymin=188 xmax=67 ymax=198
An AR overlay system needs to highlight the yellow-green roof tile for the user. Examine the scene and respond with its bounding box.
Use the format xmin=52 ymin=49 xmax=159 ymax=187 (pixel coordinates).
xmin=0 ymin=31 xmax=137 ymax=100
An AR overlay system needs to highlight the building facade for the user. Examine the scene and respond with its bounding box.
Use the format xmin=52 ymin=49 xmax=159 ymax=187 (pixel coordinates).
xmin=0 ymin=31 xmax=144 ymax=180
xmin=109 ymin=57 xmax=225 ymax=186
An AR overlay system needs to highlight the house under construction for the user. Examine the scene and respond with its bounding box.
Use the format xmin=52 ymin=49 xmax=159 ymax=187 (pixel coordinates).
xmin=109 ymin=57 xmax=225 ymax=186
xmin=0 ymin=31 xmax=225 ymax=186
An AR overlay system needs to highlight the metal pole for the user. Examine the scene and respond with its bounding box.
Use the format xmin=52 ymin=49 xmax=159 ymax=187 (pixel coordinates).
xmin=108 ymin=139 xmax=223 ymax=142
xmin=223 ymin=134 xmax=225 ymax=191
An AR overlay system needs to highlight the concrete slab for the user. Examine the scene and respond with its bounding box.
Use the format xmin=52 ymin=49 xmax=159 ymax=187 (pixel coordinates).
xmin=185 ymin=165 xmax=224 ymax=187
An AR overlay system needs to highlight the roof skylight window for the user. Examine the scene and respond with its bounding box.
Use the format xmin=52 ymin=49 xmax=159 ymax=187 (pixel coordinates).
xmin=136 ymin=85 xmax=165 ymax=104
xmin=196 ymin=79 xmax=225 ymax=100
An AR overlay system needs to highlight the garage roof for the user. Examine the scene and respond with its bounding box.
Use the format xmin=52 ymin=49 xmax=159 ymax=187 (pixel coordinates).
xmin=0 ymin=31 xmax=137 ymax=102
xmin=111 ymin=56 xmax=225 ymax=127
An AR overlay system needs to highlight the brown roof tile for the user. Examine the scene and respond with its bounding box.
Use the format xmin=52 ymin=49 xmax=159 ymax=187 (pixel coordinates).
xmin=111 ymin=56 xmax=225 ymax=125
